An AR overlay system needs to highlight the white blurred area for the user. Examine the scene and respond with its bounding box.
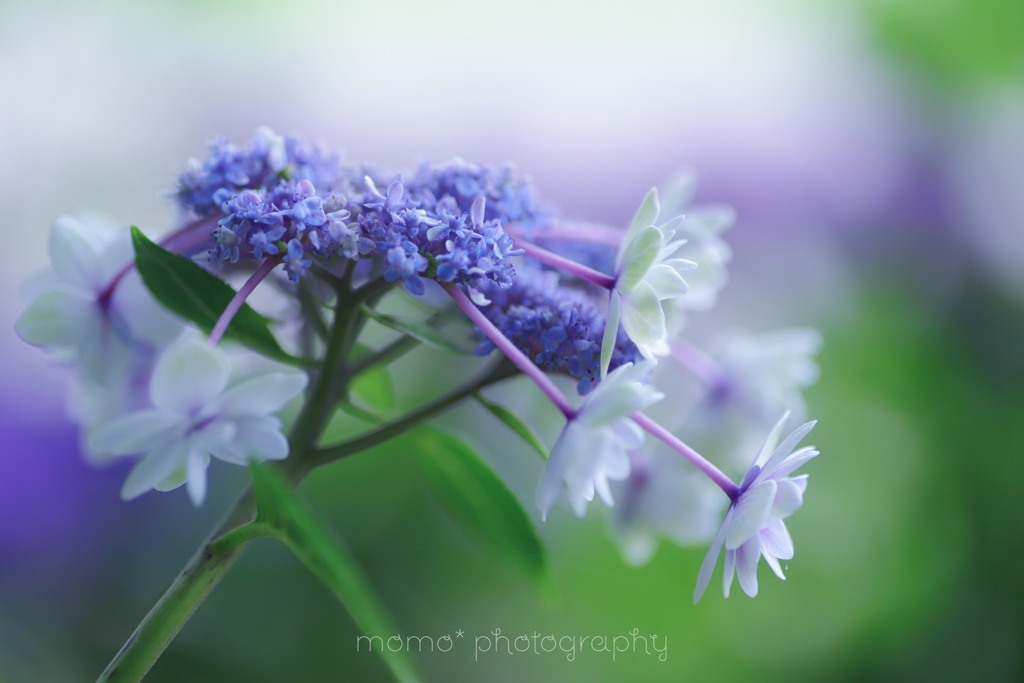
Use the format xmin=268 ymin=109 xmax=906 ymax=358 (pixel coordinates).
xmin=0 ymin=0 xmax=911 ymax=396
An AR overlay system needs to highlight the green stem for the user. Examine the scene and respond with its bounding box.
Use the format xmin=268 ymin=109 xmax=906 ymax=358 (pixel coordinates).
xmin=345 ymin=334 xmax=419 ymax=380
xmin=95 ymin=489 xmax=260 ymax=682
xmin=288 ymin=277 xmax=393 ymax=457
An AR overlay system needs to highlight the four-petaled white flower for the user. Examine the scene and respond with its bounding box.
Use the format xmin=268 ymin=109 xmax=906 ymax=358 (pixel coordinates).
xmin=693 ymin=413 xmax=819 ymax=602
xmin=601 ymin=189 xmax=696 ymax=375
xmin=88 ymin=335 xmax=307 ymax=506
xmin=15 ymin=213 xmax=180 ymax=383
xmin=537 ymin=361 xmax=663 ymax=520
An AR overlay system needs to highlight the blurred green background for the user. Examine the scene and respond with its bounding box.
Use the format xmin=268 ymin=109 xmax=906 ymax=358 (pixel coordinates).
xmin=1 ymin=0 xmax=1023 ymax=681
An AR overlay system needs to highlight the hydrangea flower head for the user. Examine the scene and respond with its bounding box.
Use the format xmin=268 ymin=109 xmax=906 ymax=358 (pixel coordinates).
xmin=88 ymin=335 xmax=307 ymax=506
xmin=693 ymin=413 xmax=819 ymax=602
xmin=537 ymin=361 xmax=663 ymax=520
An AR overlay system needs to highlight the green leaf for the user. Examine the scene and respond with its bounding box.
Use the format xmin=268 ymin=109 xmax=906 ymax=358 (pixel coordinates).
xmin=361 ymin=305 xmax=474 ymax=355
xmin=130 ymin=227 xmax=309 ymax=366
xmin=415 ymin=428 xmax=546 ymax=582
xmin=249 ymin=463 xmax=423 ymax=683
xmin=474 ymin=393 xmax=549 ymax=461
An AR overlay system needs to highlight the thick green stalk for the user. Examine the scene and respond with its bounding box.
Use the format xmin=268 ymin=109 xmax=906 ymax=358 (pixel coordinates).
xmin=95 ymin=489 xmax=258 ymax=682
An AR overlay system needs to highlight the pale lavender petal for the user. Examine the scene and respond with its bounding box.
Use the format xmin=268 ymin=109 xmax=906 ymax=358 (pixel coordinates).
xmin=754 ymin=412 xmax=790 ymax=468
xmin=760 ymin=519 xmax=794 ymax=560
xmin=537 ymin=423 xmax=580 ymax=520
xmin=761 ymin=542 xmax=787 ymax=580
xmin=231 ymin=417 xmax=289 ymax=461
xmin=186 ymin=448 xmax=209 ymax=506
xmin=190 ymin=420 xmax=236 ymax=453
xmin=49 ymin=218 xmax=102 ymax=289
xmin=725 ymin=480 xmax=776 ymax=550
xmin=89 ymin=410 xmax=182 ymax=455
xmin=722 ymin=547 xmax=736 ymax=598
xmin=767 ymin=447 xmax=820 ymax=481
xmin=760 ymin=420 xmax=817 ymax=477
xmin=735 ymin=538 xmax=761 ymax=597
xmin=217 ymin=371 xmax=308 ymax=417
xmin=113 ymin=271 xmax=183 ymax=345
xmin=151 ymin=336 xmax=229 ymax=413
xmin=121 ymin=443 xmax=188 ymax=500
xmin=772 ymin=478 xmax=805 ymax=519
xmin=14 ymin=290 xmax=96 ymax=347
xmin=693 ymin=507 xmax=731 ymax=604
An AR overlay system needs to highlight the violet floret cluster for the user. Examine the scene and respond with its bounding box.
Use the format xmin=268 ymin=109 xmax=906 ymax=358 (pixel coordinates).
xmin=176 ymin=130 xmax=544 ymax=289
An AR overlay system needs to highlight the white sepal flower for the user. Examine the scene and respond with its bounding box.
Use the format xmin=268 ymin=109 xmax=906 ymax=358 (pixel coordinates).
xmin=15 ymin=214 xmax=180 ymax=383
xmin=88 ymin=335 xmax=307 ymax=506
xmin=693 ymin=413 xmax=819 ymax=602
xmin=657 ymin=171 xmax=734 ymax=318
xmin=600 ymin=189 xmax=696 ymax=374
xmin=712 ymin=327 xmax=823 ymax=423
xmin=612 ymin=450 xmax=723 ymax=566
xmin=537 ymin=361 xmax=664 ymax=520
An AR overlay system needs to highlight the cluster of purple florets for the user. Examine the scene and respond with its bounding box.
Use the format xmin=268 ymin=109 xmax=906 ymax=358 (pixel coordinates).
xmin=176 ymin=129 xmax=545 ymax=288
xmin=174 ymin=128 xmax=639 ymax=392
xmin=475 ymin=262 xmax=641 ymax=394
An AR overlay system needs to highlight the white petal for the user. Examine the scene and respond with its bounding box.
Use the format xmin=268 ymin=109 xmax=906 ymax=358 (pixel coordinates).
xmin=15 ymin=290 xmax=96 ymax=347
xmin=772 ymin=478 xmax=805 ymax=519
xmin=735 ymin=538 xmax=761 ymax=597
xmin=89 ymin=410 xmax=182 ymax=455
xmin=608 ymin=419 xmax=646 ymax=450
xmin=121 ymin=443 xmax=188 ymax=500
xmin=619 ymin=188 xmax=660 ymax=270
xmin=579 ymin=377 xmax=662 ymax=428
xmin=113 ymin=271 xmax=183 ymax=346
xmin=617 ymin=225 xmax=662 ymax=292
xmin=726 ymin=480 xmax=777 ymax=550
xmin=186 ymin=448 xmax=209 ymax=506
xmin=599 ymin=289 xmax=622 ymax=379
xmin=694 ymin=507 xmax=731 ymax=603
xmin=50 ymin=218 xmax=102 ymax=289
xmin=151 ymin=336 xmax=229 ymax=413
xmin=620 ymin=282 xmax=667 ymax=353
xmin=537 ymin=422 xmax=581 ymax=520
xmin=645 ymin=263 xmax=690 ymax=300
xmin=217 ymin=371 xmax=308 ymax=417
